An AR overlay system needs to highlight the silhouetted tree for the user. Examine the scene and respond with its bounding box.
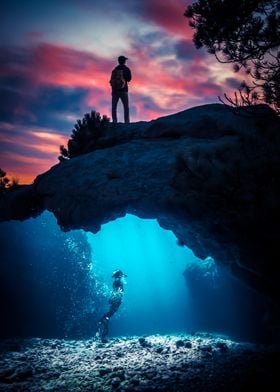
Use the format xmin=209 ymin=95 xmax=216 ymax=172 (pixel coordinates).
xmin=59 ymin=110 xmax=110 ymax=161
xmin=0 ymin=169 xmax=19 ymax=190
xmin=0 ymin=168 xmax=10 ymax=189
xmin=185 ymin=0 xmax=280 ymax=112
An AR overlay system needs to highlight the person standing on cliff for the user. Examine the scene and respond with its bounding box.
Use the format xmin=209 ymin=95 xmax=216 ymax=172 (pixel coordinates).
xmin=110 ymin=56 xmax=132 ymax=124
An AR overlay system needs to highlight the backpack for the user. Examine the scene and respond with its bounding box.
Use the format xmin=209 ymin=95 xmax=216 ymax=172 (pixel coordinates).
xmin=110 ymin=68 xmax=126 ymax=90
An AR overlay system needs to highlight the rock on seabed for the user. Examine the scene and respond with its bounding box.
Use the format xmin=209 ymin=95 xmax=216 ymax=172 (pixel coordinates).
xmin=0 ymin=333 xmax=279 ymax=391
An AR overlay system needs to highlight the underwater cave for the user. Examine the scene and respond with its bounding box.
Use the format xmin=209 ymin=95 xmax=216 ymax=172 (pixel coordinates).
xmin=0 ymin=205 xmax=279 ymax=391
xmin=1 ymin=101 xmax=280 ymax=391
xmin=0 ymin=211 xmax=269 ymax=341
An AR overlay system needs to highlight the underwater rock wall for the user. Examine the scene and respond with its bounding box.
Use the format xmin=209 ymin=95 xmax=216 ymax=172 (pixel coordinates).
xmin=0 ymin=103 xmax=280 ymax=307
xmin=183 ymin=257 xmax=270 ymax=342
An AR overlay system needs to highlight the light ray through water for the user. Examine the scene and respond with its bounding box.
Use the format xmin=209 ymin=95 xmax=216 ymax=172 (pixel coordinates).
xmin=87 ymin=214 xmax=196 ymax=336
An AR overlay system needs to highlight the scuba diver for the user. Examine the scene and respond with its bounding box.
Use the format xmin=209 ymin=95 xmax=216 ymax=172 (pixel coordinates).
xmin=96 ymin=270 xmax=127 ymax=342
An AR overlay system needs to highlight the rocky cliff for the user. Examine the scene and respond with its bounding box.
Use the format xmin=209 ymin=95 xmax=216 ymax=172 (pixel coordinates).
xmin=1 ymin=103 xmax=280 ymax=305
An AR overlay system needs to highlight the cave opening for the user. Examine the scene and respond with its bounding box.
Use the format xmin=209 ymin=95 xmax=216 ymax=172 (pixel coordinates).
xmin=0 ymin=212 xmax=267 ymax=342
xmin=87 ymin=213 xmax=192 ymax=337
xmin=86 ymin=213 xmax=267 ymax=341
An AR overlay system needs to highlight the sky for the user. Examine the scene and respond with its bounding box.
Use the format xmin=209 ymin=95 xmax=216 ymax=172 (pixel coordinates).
xmin=0 ymin=0 xmax=241 ymax=184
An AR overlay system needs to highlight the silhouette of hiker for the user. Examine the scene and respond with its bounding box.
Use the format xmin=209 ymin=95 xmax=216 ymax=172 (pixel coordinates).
xmin=96 ymin=270 xmax=127 ymax=342
xmin=110 ymin=56 xmax=132 ymax=124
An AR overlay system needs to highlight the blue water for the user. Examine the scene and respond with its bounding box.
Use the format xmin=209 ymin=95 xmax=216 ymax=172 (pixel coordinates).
xmin=0 ymin=211 xmax=267 ymax=341
xmin=87 ymin=214 xmax=194 ymax=336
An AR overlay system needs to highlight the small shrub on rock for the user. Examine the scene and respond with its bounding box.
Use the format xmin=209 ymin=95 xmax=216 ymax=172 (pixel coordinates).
xmin=59 ymin=110 xmax=110 ymax=161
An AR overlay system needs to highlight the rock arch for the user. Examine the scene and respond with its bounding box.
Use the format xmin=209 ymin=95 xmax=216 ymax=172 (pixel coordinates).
xmin=1 ymin=104 xmax=279 ymax=305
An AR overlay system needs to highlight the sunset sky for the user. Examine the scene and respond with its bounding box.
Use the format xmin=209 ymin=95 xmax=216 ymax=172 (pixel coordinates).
xmin=0 ymin=0 xmax=241 ymax=184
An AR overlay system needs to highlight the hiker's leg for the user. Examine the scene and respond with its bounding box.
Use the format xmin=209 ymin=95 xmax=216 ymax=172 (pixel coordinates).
xmin=112 ymin=93 xmax=119 ymax=123
xmin=120 ymin=92 xmax=130 ymax=123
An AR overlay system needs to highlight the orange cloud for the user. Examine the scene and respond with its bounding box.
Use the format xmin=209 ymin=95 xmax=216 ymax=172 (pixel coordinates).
xmin=0 ymin=150 xmax=57 ymax=184
xmin=0 ymin=123 xmax=67 ymax=184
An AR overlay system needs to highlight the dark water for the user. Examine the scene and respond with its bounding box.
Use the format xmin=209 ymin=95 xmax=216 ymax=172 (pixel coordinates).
xmin=0 ymin=212 xmax=268 ymax=341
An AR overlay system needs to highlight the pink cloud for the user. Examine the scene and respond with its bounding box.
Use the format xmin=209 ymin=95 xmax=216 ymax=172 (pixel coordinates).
xmin=1 ymin=40 xmax=222 ymax=120
xmin=0 ymin=34 xmax=234 ymax=183
xmin=142 ymin=0 xmax=193 ymax=38
xmin=30 ymin=44 xmax=112 ymax=90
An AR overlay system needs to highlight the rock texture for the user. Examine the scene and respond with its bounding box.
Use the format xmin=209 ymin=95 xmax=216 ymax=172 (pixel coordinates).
xmin=1 ymin=103 xmax=280 ymax=305
xmin=0 ymin=334 xmax=279 ymax=391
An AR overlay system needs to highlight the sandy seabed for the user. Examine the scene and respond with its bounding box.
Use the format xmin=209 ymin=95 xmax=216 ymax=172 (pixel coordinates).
xmin=0 ymin=333 xmax=279 ymax=391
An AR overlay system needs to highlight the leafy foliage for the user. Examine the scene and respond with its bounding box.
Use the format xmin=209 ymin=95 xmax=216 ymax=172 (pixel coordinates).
xmin=59 ymin=110 xmax=110 ymax=161
xmin=185 ymin=0 xmax=280 ymax=112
